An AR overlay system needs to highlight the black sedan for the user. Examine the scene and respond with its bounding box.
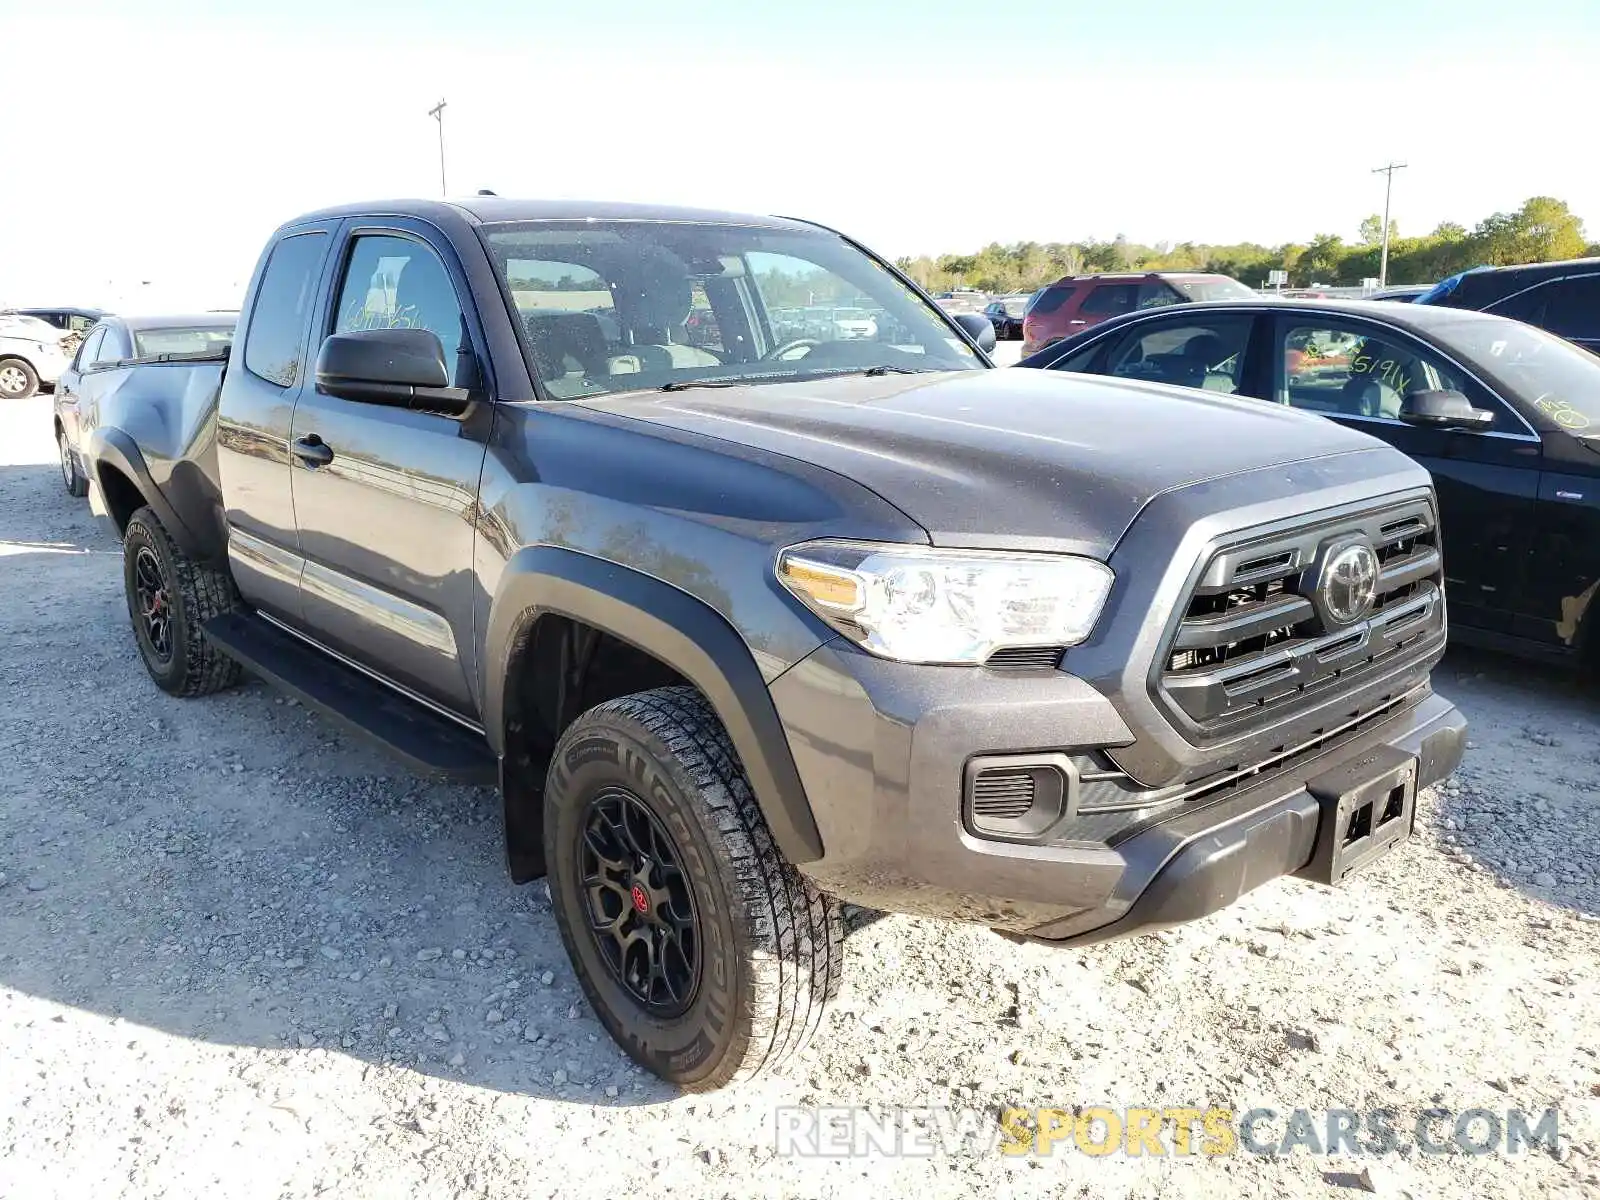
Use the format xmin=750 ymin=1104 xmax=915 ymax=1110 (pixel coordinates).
xmin=983 ymin=294 xmax=1032 ymax=340
xmin=1018 ymin=298 xmax=1600 ymax=665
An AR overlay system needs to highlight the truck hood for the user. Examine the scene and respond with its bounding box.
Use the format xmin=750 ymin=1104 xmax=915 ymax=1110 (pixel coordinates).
xmin=578 ymin=369 xmax=1394 ymax=558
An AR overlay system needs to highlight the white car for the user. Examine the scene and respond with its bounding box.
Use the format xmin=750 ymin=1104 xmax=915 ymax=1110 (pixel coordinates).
xmin=830 ymin=308 xmax=879 ymax=339
xmin=0 ymin=314 xmax=69 ymax=399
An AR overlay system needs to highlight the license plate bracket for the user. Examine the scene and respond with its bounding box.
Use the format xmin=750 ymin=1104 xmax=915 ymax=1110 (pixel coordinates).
xmin=1296 ymin=745 xmax=1418 ymax=886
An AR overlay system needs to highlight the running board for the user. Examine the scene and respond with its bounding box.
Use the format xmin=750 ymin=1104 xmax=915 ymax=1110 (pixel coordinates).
xmin=202 ymin=612 xmax=499 ymax=785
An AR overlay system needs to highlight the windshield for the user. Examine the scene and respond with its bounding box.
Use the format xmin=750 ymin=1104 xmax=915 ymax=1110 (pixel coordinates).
xmin=132 ymin=326 xmax=234 ymax=357
xmin=482 ymin=221 xmax=983 ymax=399
xmin=1167 ymin=277 xmax=1256 ymax=302
xmin=1441 ymin=315 xmax=1600 ymax=430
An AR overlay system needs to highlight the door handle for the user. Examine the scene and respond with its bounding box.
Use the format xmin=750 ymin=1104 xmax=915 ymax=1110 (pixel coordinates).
xmin=291 ymin=434 xmax=334 ymax=467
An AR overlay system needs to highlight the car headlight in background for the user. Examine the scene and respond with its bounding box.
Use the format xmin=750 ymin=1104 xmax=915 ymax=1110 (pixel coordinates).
xmin=776 ymin=540 xmax=1114 ymax=665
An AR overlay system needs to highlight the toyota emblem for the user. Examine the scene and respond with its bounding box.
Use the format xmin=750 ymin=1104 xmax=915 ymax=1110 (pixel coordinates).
xmin=1320 ymin=542 xmax=1380 ymax=625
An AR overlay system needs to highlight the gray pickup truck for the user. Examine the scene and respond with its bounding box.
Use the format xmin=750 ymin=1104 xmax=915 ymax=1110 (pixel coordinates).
xmin=81 ymin=198 xmax=1465 ymax=1090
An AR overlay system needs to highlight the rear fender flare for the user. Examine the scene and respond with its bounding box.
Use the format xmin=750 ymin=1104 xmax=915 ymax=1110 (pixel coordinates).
xmin=484 ymin=545 xmax=824 ymax=865
xmin=84 ymin=426 xmax=205 ymax=557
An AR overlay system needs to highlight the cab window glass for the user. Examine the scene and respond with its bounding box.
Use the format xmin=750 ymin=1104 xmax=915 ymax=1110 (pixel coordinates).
xmin=333 ymin=234 xmax=471 ymax=388
xmin=505 ymin=257 xmax=616 ymax=397
xmin=1104 ymin=317 xmax=1251 ymax=393
xmin=1277 ymin=321 xmax=1471 ymax=420
xmin=244 ymin=232 xmax=327 ymax=387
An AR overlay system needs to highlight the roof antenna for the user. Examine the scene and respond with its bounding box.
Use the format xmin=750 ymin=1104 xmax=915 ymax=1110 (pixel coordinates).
xmin=477 ymin=188 xmax=498 ymax=196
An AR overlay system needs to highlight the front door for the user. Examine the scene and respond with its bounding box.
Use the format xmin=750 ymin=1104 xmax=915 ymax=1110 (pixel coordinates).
xmin=286 ymin=222 xmax=494 ymax=719
xmin=1267 ymin=314 xmax=1543 ymax=635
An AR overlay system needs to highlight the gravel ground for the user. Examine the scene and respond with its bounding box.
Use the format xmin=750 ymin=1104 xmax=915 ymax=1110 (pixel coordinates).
xmin=1 ymin=395 xmax=1596 ymax=1199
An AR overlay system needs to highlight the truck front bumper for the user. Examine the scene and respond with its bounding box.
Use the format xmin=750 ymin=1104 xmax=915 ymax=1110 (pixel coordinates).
xmin=769 ymin=641 xmax=1465 ymax=942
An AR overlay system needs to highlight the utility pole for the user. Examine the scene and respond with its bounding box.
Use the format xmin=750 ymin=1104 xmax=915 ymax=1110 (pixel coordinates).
xmin=428 ymin=99 xmax=448 ymax=196
xmin=1371 ymin=161 xmax=1407 ymax=287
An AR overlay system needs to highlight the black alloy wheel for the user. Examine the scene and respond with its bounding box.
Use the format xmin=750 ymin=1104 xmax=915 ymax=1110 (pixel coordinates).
xmin=576 ymin=784 xmax=702 ymax=1017
xmin=132 ymin=544 xmax=174 ymax=664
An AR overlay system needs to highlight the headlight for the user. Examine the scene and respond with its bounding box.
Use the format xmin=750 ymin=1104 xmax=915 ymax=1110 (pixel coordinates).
xmin=776 ymin=540 xmax=1114 ymax=665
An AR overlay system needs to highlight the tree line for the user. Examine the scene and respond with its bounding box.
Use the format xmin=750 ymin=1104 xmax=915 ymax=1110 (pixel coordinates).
xmin=894 ymin=196 xmax=1596 ymax=294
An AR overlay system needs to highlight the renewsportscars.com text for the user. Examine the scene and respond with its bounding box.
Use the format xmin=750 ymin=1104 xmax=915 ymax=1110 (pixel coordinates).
xmin=773 ymin=1105 xmax=1562 ymax=1159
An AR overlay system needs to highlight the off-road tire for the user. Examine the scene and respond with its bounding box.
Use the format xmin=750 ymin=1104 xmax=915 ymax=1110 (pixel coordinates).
xmin=545 ymin=685 xmax=842 ymax=1091
xmin=0 ymin=357 xmax=40 ymax=400
xmin=58 ymin=430 xmax=88 ymax=497
xmin=122 ymin=506 xmax=243 ymax=697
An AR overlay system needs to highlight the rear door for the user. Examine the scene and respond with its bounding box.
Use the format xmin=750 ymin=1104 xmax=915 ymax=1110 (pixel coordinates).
xmin=1266 ymin=312 xmax=1542 ymax=634
xmin=1535 ymin=274 xmax=1600 ymax=355
xmin=286 ymin=220 xmax=494 ymax=718
xmin=1074 ymin=281 xmax=1139 ymax=330
xmin=217 ymin=224 xmax=337 ymax=623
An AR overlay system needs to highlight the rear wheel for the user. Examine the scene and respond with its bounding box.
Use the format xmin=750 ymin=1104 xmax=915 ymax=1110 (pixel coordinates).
xmin=0 ymin=358 xmax=39 ymax=400
xmin=58 ymin=430 xmax=87 ymax=497
xmin=545 ymin=686 xmax=842 ymax=1091
xmin=122 ymin=506 xmax=243 ymax=696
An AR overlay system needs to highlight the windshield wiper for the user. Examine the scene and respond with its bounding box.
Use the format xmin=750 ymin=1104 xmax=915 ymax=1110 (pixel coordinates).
xmin=657 ymin=378 xmax=745 ymax=391
xmin=859 ymin=364 xmax=921 ymax=376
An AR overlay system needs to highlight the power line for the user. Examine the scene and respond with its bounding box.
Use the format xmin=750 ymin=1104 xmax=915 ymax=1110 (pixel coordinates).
xmin=428 ymin=99 xmax=448 ymax=196
xmin=1371 ymin=161 xmax=1407 ymax=288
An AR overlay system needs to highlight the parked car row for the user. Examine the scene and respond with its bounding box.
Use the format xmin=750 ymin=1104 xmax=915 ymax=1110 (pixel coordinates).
xmin=1020 ymin=271 xmax=1260 ymax=356
xmin=1414 ymin=257 xmax=1600 ymax=354
xmin=1018 ymin=295 xmax=1600 ymax=665
xmin=0 ymin=313 xmax=72 ymax=400
xmin=766 ymin=305 xmax=884 ymax=343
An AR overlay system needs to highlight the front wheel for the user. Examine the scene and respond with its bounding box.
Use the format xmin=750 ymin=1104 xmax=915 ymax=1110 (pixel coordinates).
xmin=545 ymin=686 xmax=842 ymax=1091
xmin=0 ymin=358 xmax=39 ymax=400
xmin=122 ymin=506 xmax=243 ymax=696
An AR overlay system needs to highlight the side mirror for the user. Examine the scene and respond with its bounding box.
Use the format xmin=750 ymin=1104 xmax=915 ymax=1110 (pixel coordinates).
xmin=1399 ymin=389 xmax=1495 ymax=432
xmin=315 ymin=327 xmax=471 ymax=414
xmin=952 ymin=311 xmax=997 ymax=353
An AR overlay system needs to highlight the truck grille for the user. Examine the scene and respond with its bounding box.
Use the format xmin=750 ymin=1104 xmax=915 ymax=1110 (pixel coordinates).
xmin=1157 ymin=497 xmax=1443 ymax=736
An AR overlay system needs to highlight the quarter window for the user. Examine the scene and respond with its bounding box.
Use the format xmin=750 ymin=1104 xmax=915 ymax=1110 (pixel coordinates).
xmin=1104 ymin=317 xmax=1252 ymax=394
xmin=1026 ymin=284 xmax=1077 ymax=316
xmin=244 ymin=232 xmax=327 ymax=388
xmin=1080 ymin=283 xmax=1138 ymax=316
xmin=1136 ymin=281 xmax=1181 ymax=310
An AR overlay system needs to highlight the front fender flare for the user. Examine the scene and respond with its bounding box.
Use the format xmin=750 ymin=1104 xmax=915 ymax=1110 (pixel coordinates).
xmin=484 ymin=545 xmax=825 ymax=865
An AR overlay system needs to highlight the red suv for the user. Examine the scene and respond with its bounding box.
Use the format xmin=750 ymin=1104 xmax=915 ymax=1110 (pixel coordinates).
xmin=1021 ymin=272 xmax=1255 ymax=356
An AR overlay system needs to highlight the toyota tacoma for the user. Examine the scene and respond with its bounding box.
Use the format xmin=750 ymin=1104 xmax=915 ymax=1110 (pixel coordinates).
xmin=80 ymin=198 xmax=1466 ymax=1090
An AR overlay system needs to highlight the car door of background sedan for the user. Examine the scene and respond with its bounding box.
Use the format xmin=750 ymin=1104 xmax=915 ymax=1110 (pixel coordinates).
xmin=1263 ymin=313 xmax=1543 ymax=637
xmin=53 ymin=327 xmax=104 ymax=451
